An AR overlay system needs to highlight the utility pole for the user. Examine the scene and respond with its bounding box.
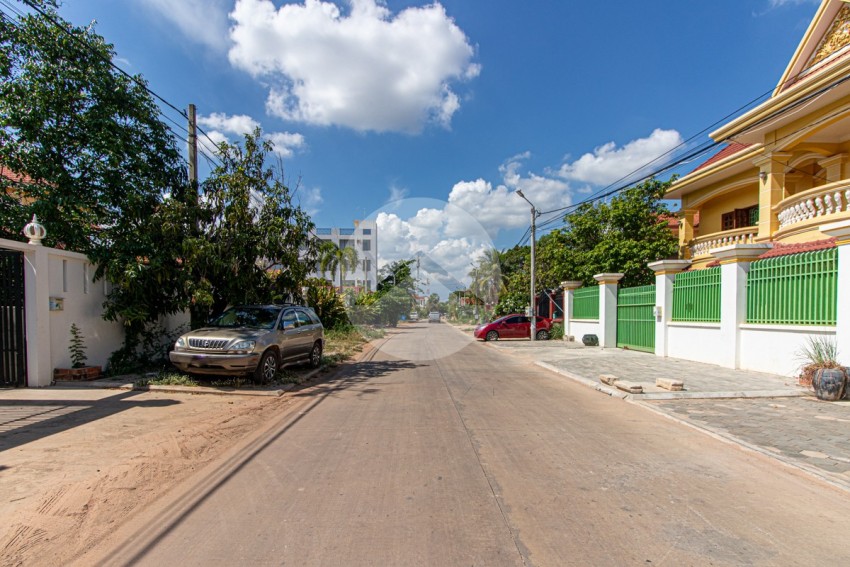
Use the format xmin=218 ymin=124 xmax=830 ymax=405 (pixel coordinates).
xmin=516 ymin=190 xmax=539 ymax=341
xmin=187 ymin=103 xmax=198 ymax=202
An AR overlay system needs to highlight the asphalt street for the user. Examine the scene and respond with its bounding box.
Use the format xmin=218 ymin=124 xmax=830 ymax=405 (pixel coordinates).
xmin=86 ymin=323 xmax=850 ymax=566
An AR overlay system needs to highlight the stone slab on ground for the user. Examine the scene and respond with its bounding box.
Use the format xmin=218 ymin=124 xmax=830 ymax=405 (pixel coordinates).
xmin=657 ymin=378 xmax=685 ymax=391
xmin=615 ymin=380 xmax=643 ymax=394
xmin=599 ymin=374 xmax=618 ymax=385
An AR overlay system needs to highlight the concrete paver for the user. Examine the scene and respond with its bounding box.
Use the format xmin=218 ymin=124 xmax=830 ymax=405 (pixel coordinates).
xmin=474 ymin=333 xmax=850 ymax=493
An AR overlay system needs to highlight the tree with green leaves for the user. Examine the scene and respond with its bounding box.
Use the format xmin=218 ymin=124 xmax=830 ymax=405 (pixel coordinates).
xmin=0 ymin=0 xmax=186 ymax=253
xmin=468 ymin=248 xmax=505 ymax=316
xmin=555 ymin=177 xmax=678 ymax=287
xmin=377 ymin=259 xmax=416 ymax=294
xmin=495 ymin=178 xmax=678 ymax=314
xmin=318 ymin=240 xmax=359 ymax=292
xmin=180 ymin=129 xmax=318 ymax=325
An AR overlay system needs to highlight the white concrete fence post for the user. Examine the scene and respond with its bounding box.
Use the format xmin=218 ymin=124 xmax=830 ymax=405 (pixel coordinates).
xmin=647 ymin=260 xmax=691 ymax=358
xmin=710 ymin=243 xmax=772 ymax=369
xmin=560 ymin=280 xmax=583 ymax=342
xmin=593 ymin=273 xmax=624 ymax=348
xmin=820 ymin=220 xmax=850 ymax=367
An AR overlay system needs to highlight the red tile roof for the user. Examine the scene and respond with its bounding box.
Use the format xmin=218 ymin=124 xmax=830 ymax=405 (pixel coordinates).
xmin=758 ymin=238 xmax=836 ymax=259
xmin=694 ymin=142 xmax=752 ymax=172
xmin=0 ymin=166 xmax=34 ymax=184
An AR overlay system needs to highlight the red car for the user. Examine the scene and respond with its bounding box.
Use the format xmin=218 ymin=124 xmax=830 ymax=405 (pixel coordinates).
xmin=473 ymin=314 xmax=553 ymax=341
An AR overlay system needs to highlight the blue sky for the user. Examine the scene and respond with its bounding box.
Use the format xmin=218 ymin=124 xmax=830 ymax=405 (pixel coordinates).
xmin=49 ymin=0 xmax=821 ymax=293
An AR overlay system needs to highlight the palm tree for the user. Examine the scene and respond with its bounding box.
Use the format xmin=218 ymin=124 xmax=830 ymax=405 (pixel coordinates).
xmin=319 ymin=241 xmax=359 ymax=292
xmin=469 ymin=248 xmax=505 ymax=314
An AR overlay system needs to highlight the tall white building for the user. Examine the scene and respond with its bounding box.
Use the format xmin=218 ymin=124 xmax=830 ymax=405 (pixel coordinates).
xmin=312 ymin=220 xmax=378 ymax=292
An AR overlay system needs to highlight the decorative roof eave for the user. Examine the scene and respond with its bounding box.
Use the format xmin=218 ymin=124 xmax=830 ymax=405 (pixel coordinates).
xmin=774 ymin=0 xmax=836 ymax=98
xmin=710 ymin=55 xmax=850 ymax=145
xmin=665 ymin=143 xmax=763 ymax=199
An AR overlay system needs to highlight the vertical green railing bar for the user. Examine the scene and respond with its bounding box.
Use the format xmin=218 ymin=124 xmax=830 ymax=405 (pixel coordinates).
xmin=746 ymin=248 xmax=837 ymax=325
xmin=616 ymin=284 xmax=656 ymax=353
xmin=672 ymin=267 xmax=721 ymax=322
xmin=572 ymin=286 xmax=599 ymax=320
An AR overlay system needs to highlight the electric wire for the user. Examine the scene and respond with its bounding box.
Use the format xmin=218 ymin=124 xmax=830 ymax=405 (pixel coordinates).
xmin=509 ymin=58 xmax=850 ymax=249
xmin=7 ymin=0 xmax=225 ymax=171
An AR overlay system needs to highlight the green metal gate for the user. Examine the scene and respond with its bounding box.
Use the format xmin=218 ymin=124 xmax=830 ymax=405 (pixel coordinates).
xmin=616 ymin=284 xmax=655 ymax=353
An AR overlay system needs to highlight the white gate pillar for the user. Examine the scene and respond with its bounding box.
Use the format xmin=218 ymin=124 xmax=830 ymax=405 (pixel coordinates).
xmin=560 ymin=280 xmax=583 ymax=342
xmin=710 ymin=244 xmax=771 ymax=369
xmin=821 ymin=220 xmax=850 ymax=367
xmin=593 ymin=273 xmax=624 ymax=348
xmin=647 ymin=260 xmax=691 ymax=358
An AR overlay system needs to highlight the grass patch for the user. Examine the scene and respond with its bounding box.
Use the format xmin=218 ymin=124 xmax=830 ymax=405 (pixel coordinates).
xmin=323 ymin=325 xmax=383 ymax=366
xmin=135 ymin=371 xmax=200 ymax=388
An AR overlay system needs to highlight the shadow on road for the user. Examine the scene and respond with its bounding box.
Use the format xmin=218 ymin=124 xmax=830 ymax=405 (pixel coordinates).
xmin=0 ymin=389 xmax=179 ymax=453
xmin=291 ymin=359 xmax=424 ymax=398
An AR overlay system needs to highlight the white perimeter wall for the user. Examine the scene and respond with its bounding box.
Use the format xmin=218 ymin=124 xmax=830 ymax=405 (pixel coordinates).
xmin=45 ymin=249 xmax=124 ymax=371
xmin=739 ymin=325 xmax=835 ymax=377
xmin=667 ymin=323 xmax=725 ymax=366
xmin=568 ymin=320 xmax=600 ymax=342
xmin=1 ymin=238 xmax=125 ymax=386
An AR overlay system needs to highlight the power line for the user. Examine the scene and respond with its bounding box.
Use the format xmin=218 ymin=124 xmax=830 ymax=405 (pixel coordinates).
xmin=510 ymin=57 xmax=850 ymax=250
xmin=9 ymin=0 xmax=224 ymax=171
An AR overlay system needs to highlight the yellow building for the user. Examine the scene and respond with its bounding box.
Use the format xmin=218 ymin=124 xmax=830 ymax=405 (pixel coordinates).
xmin=668 ymin=0 xmax=850 ymax=267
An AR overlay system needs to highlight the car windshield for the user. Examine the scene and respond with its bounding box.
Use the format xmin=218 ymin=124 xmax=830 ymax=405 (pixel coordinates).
xmin=208 ymin=307 xmax=279 ymax=329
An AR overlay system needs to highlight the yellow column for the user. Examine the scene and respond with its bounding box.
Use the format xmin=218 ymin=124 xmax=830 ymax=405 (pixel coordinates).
xmin=678 ymin=209 xmax=697 ymax=259
xmin=817 ymin=154 xmax=847 ymax=184
xmin=753 ymin=153 xmax=791 ymax=242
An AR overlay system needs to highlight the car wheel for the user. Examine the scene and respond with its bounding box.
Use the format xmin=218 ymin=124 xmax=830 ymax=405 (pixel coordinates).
xmin=309 ymin=341 xmax=323 ymax=368
xmin=485 ymin=330 xmax=499 ymax=342
xmin=254 ymin=350 xmax=278 ymax=384
xmin=536 ymin=329 xmax=550 ymax=340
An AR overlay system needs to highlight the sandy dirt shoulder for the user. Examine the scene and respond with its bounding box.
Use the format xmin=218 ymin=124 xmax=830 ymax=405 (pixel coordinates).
xmin=0 ymin=384 xmax=311 ymax=566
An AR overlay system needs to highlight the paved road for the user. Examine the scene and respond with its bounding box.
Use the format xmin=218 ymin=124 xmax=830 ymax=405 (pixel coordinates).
xmin=88 ymin=323 xmax=850 ymax=566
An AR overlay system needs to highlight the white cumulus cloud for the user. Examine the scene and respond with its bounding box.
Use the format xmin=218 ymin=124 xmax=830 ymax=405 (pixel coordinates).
xmin=557 ymin=128 xmax=683 ymax=187
xmin=228 ymin=0 xmax=480 ymax=133
xmin=197 ymin=112 xmax=306 ymax=158
xmin=138 ymin=0 xmax=231 ymax=50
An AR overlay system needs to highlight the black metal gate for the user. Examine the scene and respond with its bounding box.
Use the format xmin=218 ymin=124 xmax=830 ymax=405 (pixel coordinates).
xmin=1 ymin=250 xmax=26 ymax=387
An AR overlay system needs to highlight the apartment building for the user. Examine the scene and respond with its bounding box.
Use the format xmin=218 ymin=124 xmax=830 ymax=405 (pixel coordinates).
xmin=312 ymin=220 xmax=378 ymax=292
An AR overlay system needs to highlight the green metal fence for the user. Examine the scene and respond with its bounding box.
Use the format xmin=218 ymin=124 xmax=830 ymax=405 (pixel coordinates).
xmin=672 ymin=267 xmax=721 ymax=323
xmin=747 ymin=248 xmax=837 ymax=325
xmin=572 ymin=286 xmax=599 ymax=320
xmin=616 ymin=284 xmax=656 ymax=353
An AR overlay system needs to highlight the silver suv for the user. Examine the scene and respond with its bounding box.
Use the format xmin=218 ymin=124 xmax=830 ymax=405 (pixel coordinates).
xmin=169 ymin=304 xmax=324 ymax=383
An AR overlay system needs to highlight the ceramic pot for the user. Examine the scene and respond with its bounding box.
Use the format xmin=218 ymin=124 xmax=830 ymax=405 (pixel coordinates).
xmin=812 ymin=367 xmax=846 ymax=401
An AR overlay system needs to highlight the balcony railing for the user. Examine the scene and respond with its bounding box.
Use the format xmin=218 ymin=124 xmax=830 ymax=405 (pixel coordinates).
xmin=690 ymin=227 xmax=757 ymax=258
xmin=776 ymin=182 xmax=850 ymax=230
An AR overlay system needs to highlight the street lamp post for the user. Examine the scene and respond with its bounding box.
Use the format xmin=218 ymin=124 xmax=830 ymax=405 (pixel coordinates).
xmin=515 ymin=190 xmax=539 ymax=341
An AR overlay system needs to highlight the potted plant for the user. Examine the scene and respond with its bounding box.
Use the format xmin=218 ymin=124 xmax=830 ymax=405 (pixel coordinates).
xmin=797 ymin=336 xmax=847 ymax=401
xmin=53 ymin=323 xmax=102 ymax=381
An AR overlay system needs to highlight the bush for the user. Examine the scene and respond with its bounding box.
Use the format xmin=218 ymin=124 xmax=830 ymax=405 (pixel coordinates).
xmin=549 ymin=322 xmax=564 ymax=340
xmin=305 ymin=279 xmax=350 ymax=330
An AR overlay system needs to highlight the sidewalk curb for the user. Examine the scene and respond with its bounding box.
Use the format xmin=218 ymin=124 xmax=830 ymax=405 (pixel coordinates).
xmin=54 ymin=368 xmax=323 ymax=397
xmin=535 ymin=361 xmax=627 ymax=399
xmin=474 ymin=338 xmax=850 ymax=495
xmin=632 ymin=399 xmax=850 ymax=495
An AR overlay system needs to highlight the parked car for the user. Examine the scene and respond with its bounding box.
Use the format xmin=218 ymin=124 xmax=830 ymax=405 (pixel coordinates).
xmin=169 ymin=304 xmax=324 ymax=383
xmin=409 ymin=312 xmax=419 ymax=321
xmin=473 ymin=314 xmax=553 ymax=341
xmin=428 ymin=311 xmax=441 ymax=323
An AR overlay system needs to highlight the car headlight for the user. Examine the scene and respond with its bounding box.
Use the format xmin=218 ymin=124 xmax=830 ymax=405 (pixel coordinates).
xmin=229 ymin=340 xmax=256 ymax=352
xmin=174 ymin=337 xmax=186 ymax=350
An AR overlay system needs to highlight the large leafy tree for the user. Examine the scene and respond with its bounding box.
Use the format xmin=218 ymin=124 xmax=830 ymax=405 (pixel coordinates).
xmin=495 ymin=178 xmax=678 ymax=313
xmin=556 ymin=177 xmax=678 ymax=287
xmin=0 ymin=0 xmax=185 ymax=253
xmin=181 ymin=129 xmax=319 ymax=325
